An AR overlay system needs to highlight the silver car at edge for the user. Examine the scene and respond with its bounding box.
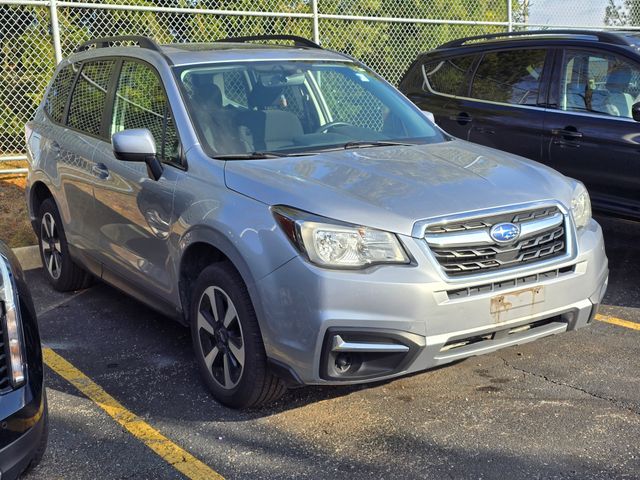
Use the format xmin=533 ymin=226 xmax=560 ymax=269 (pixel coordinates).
xmin=25 ymin=35 xmax=609 ymax=408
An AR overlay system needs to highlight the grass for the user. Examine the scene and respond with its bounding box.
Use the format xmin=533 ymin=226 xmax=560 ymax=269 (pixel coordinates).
xmin=0 ymin=161 xmax=37 ymax=248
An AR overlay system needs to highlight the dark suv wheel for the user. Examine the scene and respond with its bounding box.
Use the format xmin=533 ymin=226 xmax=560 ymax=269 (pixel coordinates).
xmin=190 ymin=263 xmax=286 ymax=408
xmin=37 ymin=198 xmax=92 ymax=292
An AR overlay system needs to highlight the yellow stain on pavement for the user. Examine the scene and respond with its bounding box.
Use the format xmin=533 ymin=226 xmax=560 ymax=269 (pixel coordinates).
xmin=43 ymin=348 xmax=224 ymax=480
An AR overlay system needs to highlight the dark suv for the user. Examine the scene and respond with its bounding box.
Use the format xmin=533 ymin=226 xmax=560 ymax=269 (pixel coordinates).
xmin=399 ymin=30 xmax=640 ymax=221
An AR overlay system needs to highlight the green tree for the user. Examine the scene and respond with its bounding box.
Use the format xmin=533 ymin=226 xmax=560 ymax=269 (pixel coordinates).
xmin=604 ymin=0 xmax=640 ymax=26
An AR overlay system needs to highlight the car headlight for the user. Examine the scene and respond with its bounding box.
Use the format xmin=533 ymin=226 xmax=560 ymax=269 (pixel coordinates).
xmin=273 ymin=206 xmax=409 ymax=269
xmin=0 ymin=255 xmax=25 ymax=387
xmin=571 ymin=182 xmax=592 ymax=229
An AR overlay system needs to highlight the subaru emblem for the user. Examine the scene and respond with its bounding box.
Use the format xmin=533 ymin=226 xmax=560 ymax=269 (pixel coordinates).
xmin=490 ymin=222 xmax=520 ymax=243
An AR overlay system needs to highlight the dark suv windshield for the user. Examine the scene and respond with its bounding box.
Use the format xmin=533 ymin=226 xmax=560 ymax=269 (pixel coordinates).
xmin=175 ymin=61 xmax=446 ymax=156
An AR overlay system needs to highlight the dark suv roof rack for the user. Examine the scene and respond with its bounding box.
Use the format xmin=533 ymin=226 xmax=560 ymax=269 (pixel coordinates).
xmin=214 ymin=34 xmax=322 ymax=49
xmin=439 ymin=29 xmax=630 ymax=49
xmin=75 ymin=35 xmax=163 ymax=53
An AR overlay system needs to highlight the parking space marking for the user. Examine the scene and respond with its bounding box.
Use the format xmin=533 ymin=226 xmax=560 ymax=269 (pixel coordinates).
xmin=595 ymin=314 xmax=640 ymax=331
xmin=43 ymin=348 xmax=225 ymax=480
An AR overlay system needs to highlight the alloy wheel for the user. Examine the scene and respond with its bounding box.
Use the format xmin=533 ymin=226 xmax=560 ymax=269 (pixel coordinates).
xmin=197 ymin=286 xmax=245 ymax=390
xmin=40 ymin=212 xmax=62 ymax=280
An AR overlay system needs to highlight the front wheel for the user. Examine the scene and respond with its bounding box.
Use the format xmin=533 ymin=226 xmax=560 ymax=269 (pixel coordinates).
xmin=190 ymin=263 xmax=286 ymax=408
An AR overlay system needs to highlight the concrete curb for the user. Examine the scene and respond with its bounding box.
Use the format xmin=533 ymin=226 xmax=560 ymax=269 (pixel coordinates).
xmin=12 ymin=245 xmax=42 ymax=271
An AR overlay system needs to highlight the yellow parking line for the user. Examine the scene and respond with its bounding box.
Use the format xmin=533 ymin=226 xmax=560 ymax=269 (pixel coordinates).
xmin=43 ymin=348 xmax=224 ymax=480
xmin=595 ymin=314 xmax=640 ymax=331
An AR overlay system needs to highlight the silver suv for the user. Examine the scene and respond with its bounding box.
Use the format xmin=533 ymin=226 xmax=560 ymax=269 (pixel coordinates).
xmin=25 ymin=35 xmax=609 ymax=408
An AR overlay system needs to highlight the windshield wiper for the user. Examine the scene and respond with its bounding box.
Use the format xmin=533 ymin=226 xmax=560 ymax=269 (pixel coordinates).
xmin=213 ymin=151 xmax=315 ymax=160
xmin=342 ymin=140 xmax=415 ymax=150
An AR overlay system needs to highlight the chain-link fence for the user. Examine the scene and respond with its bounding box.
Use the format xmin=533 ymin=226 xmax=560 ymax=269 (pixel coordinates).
xmin=1 ymin=0 xmax=638 ymax=174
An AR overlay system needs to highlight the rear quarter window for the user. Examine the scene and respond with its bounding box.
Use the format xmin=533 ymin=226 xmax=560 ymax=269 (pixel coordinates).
xmin=423 ymin=55 xmax=476 ymax=96
xmin=44 ymin=64 xmax=75 ymax=123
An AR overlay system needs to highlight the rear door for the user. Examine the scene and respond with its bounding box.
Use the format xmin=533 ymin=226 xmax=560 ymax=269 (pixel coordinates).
xmin=402 ymin=54 xmax=478 ymax=138
xmin=542 ymin=47 xmax=640 ymax=218
xmin=462 ymin=47 xmax=550 ymax=161
xmin=91 ymin=59 xmax=182 ymax=301
xmin=53 ymin=59 xmax=116 ymax=258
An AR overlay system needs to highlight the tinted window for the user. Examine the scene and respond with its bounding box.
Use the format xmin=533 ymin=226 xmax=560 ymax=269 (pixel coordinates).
xmin=111 ymin=61 xmax=180 ymax=164
xmin=67 ymin=60 xmax=114 ymax=136
xmin=424 ymin=55 xmax=475 ymax=96
xmin=471 ymin=49 xmax=546 ymax=105
xmin=560 ymin=49 xmax=640 ymax=118
xmin=45 ymin=64 xmax=75 ymax=123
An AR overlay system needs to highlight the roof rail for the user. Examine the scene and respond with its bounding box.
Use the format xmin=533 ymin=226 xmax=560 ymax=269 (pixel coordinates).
xmin=75 ymin=35 xmax=163 ymax=53
xmin=214 ymin=34 xmax=322 ymax=49
xmin=438 ymin=29 xmax=630 ymax=49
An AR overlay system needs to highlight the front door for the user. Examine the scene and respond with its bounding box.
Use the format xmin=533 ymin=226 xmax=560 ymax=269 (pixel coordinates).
xmin=91 ymin=59 xmax=183 ymax=301
xmin=543 ymin=48 xmax=640 ymax=218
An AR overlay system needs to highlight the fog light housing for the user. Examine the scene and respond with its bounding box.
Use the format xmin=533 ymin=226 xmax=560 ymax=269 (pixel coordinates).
xmin=0 ymin=255 xmax=25 ymax=388
xmin=321 ymin=328 xmax=423 ymax=381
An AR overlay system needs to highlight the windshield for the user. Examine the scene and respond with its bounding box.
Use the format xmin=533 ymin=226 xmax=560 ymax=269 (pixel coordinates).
xmin=175 ymin=60 xmax=446 ymax=157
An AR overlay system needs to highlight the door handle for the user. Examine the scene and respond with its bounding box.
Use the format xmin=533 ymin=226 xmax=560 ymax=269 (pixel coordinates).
xmin=92 ymin=163 xmax=110 ymax=179
xmin=551 ymin=128 xmax=583 ymax=139
xmin=451 ymin=112 xmax=473 ymax=125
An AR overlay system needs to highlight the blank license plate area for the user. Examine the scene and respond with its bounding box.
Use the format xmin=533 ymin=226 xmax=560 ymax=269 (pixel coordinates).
xmin=490 ymin=286 xmax=545 ymax=321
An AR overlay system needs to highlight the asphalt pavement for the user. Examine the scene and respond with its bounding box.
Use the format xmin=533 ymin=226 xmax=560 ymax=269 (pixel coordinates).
xmin=22 ymin=214 xmax=640 ymax=480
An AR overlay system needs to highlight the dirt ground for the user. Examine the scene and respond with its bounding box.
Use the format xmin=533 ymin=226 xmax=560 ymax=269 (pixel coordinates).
xmin=0 ymin=162 xmax=36 ymax=248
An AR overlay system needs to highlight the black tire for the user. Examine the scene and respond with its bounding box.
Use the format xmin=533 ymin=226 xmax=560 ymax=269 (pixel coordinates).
xmin=22 ymin=393 xmax=49 ymax=476
xmin=190 ymin=262 xmax=287 ymax=409
xmin=37 ymin=198 xmax=92 ymax=292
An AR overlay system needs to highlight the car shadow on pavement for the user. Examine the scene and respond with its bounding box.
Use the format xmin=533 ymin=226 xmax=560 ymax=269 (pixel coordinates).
xmin=596 ymin=215 xmax=640 ymax=310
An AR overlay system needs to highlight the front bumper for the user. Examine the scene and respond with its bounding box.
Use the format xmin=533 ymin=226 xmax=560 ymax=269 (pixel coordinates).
xmin=0 ymin=384 xmax=47 ymax=480
xmin=257 ymin=219 xmax=608 ymax=385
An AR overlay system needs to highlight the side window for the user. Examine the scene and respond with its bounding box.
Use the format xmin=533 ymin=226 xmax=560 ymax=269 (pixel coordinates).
xmin=67 ymin=60 xmax=115 ymax=136
xmin=560 ymin=49 xmax=640 ymax=118
xmin=45 ymin=64 xmax=75 ymax=123
xmin=471 ymin=49 xmax=546 ymax=106
xmin=111 ymin=61 xmax=180 ymax=164
xmin=423 ymin=55 xmax=476 ymax=96
xmin=221 ymin=70 xmax=249 ymax=108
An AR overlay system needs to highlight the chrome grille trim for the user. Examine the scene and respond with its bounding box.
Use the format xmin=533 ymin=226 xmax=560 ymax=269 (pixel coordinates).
xmin=414 ymin=201 xmax=576 ymax=280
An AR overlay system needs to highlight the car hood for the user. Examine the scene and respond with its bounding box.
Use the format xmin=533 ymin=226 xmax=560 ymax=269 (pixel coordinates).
xmin=224 ymin=140 xmax=575 ymax=237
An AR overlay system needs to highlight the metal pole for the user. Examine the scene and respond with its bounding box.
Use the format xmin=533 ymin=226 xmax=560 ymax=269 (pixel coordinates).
xmin=507 ymin=0 xmax=513 ymax=32
xmin=49 ymin=0 xmax=63 ymax=64
xmin=311 ymin=0 xmax=320 ymax=45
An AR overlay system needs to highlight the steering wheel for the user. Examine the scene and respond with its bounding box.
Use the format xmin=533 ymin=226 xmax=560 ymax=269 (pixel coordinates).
xmin=315 ymin=121 xmax=353 ymax=134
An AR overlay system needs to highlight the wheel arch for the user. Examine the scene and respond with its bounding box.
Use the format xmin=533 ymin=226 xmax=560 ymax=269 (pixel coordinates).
xmin=177 ymin=226 xmax=261 ymax=328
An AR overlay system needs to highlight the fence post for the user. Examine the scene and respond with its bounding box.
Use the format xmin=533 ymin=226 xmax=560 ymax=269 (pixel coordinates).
xmin=49 ymin=0 xmax=63 ymax=64
xmin=507 ymin=0 xmax=513 ymax=31
xmin=311 ymin=0 xmax=320 ymax=45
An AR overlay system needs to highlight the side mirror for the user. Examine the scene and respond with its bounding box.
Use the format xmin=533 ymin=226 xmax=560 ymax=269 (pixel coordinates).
xmin=632 ymin=102 xmax=640 ymax=122
xmin=422 ymin=110 xmax=436 ymax=124
xmin=112 ymin=128 xmax=163 ymax=181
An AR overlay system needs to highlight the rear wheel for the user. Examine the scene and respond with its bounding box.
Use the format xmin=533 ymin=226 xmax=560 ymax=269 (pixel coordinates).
xmin=190 ymin=263 xmax=287 ymax=408
xmin=37 ymin=198 xmax=92 ymax=291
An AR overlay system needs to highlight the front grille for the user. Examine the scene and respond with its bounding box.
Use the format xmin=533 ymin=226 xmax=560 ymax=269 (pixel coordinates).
xmin=0 ymin=319 xmax=10 ymax=392
xmin=424 ymin=206 xmax=568 ymax=276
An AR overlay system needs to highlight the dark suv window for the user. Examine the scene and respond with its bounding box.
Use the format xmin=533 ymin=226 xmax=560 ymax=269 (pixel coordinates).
xmin=560 ymin=49 xmax=640 ymax=118
xmin=45 ymin=64 xmax=75 ymax=123
xmin=471 ymin=49 xmax=546 ymax=106
xmin=111 ymin=61 xmax=180 ymax=164
xmin=67 ymin=60 xmax=115 ymax=136
xmin=423 ymin=55 xmax=476 ymax=96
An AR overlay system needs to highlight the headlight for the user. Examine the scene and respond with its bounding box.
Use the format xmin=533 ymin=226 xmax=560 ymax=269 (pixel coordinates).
xmin=0 ymin=255 xmax=25 ymax=387
xmin=571 ymin=182 xmax=592 ymax=229
xmin=273 ymin=206 xmax=409 ymax=269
